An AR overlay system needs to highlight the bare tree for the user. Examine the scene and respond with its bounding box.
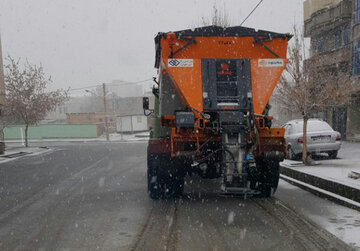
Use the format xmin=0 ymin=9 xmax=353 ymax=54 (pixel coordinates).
xmin=201 ymin=4 xmax=230 ymax=27
xmin=0 ymin=105 xmax=15 ymax=149
xmin=4 ymin=56 xmax=68 ymax=147
xmin=276 ymin=26 xmax=356 ymax=165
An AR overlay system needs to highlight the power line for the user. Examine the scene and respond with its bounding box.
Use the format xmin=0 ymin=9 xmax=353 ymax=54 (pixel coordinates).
xmin=68 ymin=78 xmax=153 ymax=92
xmin=69 ymin=85 xmax=100 ymax=92
xmin=240 ymin=0 xmax=264 ymax=26
xmin=107 ymin=78 xmax=153 ymax=86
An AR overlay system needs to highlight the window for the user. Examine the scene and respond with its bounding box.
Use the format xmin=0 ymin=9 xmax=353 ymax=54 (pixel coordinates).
xmin=353 ymin=41 xmax=360 ymax=75
xmin=295 ymin=121 xmax=333 ymax=133
xmin=335 ymin=30 xmax=342 ymax=49
xmin=344 ymin=25 xmax=350 ymax=45
xmin=317 ymin=37 xmax=324 ymax=53
xmin=355 ymin=0 xmax=360 ymax=23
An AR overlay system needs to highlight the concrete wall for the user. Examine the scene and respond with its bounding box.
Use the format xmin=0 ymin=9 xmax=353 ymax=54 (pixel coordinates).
xmin=116 ymin=115 xmax=148 ymax=133
xmin=4 ymin=124 xmax=100 ymax=140
xmin=116 ymin=116 xmax=132 ymax=132
xmin=131 ymin=115 xmax=147 ymax=131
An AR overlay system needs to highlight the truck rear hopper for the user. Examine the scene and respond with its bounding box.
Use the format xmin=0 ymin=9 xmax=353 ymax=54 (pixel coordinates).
xmin=144 ymin=25 xmax=292 ymax=199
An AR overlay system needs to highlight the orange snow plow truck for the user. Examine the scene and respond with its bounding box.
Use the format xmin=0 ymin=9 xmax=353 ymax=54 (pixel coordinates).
xmin=143 ymin=25 xmax=292 ymax=199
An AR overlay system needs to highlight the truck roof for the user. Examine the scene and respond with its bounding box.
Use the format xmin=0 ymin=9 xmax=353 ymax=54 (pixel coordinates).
xmin=154 ymin=25 xmax=292 ymax=68
xmin=156 ymin=25 xmax=292 ymax=39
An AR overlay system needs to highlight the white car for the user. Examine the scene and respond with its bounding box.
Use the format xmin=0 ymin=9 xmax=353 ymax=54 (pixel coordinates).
xmin=282 ymin=119 xmax=341 ymax=160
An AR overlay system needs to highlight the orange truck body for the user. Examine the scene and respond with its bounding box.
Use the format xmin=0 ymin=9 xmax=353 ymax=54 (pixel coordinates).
xmin=146 ymin=25 xmax=292 ymax=198
xmin=161 ymin=36 xmax=289 ymax=115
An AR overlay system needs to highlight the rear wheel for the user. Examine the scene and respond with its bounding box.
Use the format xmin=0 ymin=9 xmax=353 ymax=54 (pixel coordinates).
xmin=164 ymin=173 xmax=184 ymax=198
xmin=148 ymin=154 xmax=185 ymax=199
xmin=164 ymin=158 xmax=185 ymax=199
xmin=328 ymin=150 xmax=338 ymax=159
xmin=147 ymin=154 xmax=164 ymax=200
xmin=259 ymin=160 xmax=280 ymax=197
xmin=147 ymin=169 xmax=164 ymax=199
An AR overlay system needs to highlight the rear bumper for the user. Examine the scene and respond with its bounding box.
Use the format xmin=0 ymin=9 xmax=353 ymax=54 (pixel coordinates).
xmin=292 ymin=142 xmax=341 ymax=155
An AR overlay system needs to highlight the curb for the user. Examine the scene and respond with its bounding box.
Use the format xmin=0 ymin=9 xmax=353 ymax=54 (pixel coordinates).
xmin=280 ymin=174 xmax=360 ymax=211
xmin=0 ymin=147 xmax=53 ymax=164
xmin=280 ymin=165 xmax=360 ymax=211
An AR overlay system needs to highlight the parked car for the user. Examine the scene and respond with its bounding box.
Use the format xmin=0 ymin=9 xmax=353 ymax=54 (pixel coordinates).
xmin=282 ymin=119 xmax=342 ymax=160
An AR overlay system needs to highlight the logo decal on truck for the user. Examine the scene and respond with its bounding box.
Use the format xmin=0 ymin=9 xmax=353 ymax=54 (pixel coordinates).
xmin=258 ymin=59 xmax=284 ymax=67
xmin=168 ymin=59 xmax=193 ymax=67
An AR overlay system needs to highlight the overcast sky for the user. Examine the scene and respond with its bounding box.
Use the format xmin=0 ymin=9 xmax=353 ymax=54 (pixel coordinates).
xmin=0 ymin=0 xmax=304 ymax=94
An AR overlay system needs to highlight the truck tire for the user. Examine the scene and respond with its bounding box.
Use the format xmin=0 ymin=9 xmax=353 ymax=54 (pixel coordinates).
xmin=148 ymin=170 xmax=164 ymax=199
xmin=164 ymin=158 xmax=185 ymax=199
xmin=147 ymin=154 xmax=165 ymax=200
xmin=148 ymin=154 xmax=185 ymax=199
xmin=259 ymin=160 xmax=280 ymax=197
xmin=164 ymin=174 xmax=184 ymax=199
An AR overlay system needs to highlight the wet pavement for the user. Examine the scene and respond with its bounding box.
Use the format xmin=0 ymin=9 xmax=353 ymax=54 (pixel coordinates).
xmin=0 ymin=142 xmax=354 ymax=250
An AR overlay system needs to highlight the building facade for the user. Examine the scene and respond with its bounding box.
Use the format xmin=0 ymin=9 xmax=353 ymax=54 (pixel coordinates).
xmin=304 ymin=0 xmax=360 ymax=140
xmin=349 ymin=0 xmax=360 ymax=140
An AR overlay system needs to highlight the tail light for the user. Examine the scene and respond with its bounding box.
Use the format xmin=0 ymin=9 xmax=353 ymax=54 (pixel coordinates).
xmin=336 ymin=135 xmax=341 ymax=141
xmin=297 ymin=137 xmax=303 ymax=143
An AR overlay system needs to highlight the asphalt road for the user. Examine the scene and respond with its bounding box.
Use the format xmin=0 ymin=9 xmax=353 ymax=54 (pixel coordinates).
xmin=0 ymin=142 xmax=353 ymax=251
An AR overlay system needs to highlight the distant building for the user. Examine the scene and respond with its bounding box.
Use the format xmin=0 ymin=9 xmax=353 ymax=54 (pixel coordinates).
xmin=43 ymin=96 xmax=93 ymax=124
xmin=44 ymin=79 xmax=154 ymax=136
xmin=116 ymin=114 xmax=148 ymax=133
xmin=66 ymin=112 xmax=116 ymax=133
xmin=304 ymin=0 xmax=360 ymax=140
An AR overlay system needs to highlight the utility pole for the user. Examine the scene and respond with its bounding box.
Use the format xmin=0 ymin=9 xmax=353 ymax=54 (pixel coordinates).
xmin=0 ymin=34 xmax=5 ymax=154
xmin=103 ymin=83 xmax=110 ymax=141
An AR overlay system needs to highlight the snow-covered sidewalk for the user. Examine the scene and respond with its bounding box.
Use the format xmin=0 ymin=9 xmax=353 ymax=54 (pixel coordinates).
xmin=280 ymin=141 xmax=360 ymax=209
xmin=0 ymin=146 xmax=53 ymax=164
xmin=281 ymin=141 xmax=360 ymax=190
xmin=5 ymin=131 xmax=150 ymax=144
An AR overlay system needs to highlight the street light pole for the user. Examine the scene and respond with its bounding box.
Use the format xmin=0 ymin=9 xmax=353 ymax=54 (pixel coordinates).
xmin=103 ymin=83 xmax=110 ymax=141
